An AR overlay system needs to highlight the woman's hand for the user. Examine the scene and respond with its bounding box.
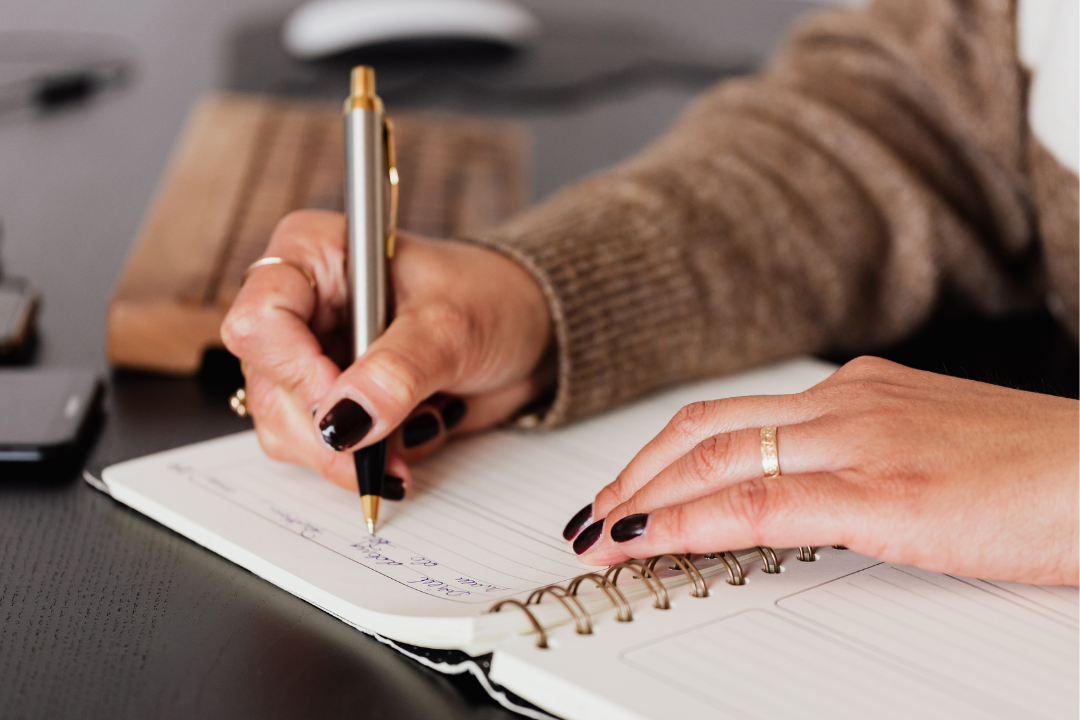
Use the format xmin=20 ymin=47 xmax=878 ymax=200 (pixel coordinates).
xmin=565 ymin=357 xmax=1079 ymax=586
xmin=221 ymin=210 xmax=553 ymax=493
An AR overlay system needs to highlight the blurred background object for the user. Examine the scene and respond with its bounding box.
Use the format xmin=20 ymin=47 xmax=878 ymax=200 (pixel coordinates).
xmin=0 ymin=276 xmax=39 ymax=362
xmin=0 ymin=220 xmax=40 ymax=363
xmin=282 ymin=0 xmax=542 ymax=60
xmin=0 ymin=0 xmax=819 ymax=373
xmin=0 ymin=31 xmax=135 ymax=116
xmin=100 ymin=0 xmax=827 ymax=375
xmin=238 ymin=3 xmax=771 ymax=112
xmin=106 ymin=94 xmax=529 ymax=373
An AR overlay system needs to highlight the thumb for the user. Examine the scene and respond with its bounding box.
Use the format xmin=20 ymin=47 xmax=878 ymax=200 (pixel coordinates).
xmin=312 ymin=303 xmax=470 ymax=451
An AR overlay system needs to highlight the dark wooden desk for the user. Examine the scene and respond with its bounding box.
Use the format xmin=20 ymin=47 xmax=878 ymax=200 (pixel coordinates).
xmin=1 ymin=368 xmax=523 ymax=720
xmin=0 ymin=1 xmax=817 ymax=718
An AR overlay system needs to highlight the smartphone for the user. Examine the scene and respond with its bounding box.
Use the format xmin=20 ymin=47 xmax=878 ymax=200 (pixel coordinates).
xmin=0 ymin=278 xmax=39 ymax=357
xmin=0 ymin=368 xmax=103 ymax=463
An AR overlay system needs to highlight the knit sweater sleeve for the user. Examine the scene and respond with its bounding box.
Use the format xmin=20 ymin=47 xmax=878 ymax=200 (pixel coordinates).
xmin=469 ymin=0 xmax=1049 ymax=427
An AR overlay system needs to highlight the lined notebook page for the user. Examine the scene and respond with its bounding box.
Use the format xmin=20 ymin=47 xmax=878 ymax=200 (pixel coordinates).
xmin=185 ymin=435 xmax=601 ymax=603
xmin=103 ymin=431 xmax=599 ymax=630
xmin=101 ymin=358 xmax=837 ymax=647
xmin=774 ymin=564 xmax=1078 ymax=716
xmin=491 ymin=549 xmax=1079 ymax=720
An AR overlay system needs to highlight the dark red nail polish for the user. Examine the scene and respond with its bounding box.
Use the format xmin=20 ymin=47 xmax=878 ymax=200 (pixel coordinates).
xmin=319 ymin=399 xmax=373 ymax=451
xmin=381 ymin=475 xmax=405 ymax=501
xmin=563 ymin=503 xmax=593 ymax=541
xmin=610 ymin=513 xmax=648 ymax=542
xmin=573 ymin=519 xmax=604 ymax=555
xmin=440 ymin=397 xmax=466 ymax=431
xmin=402 ymin=413 xmax=440 ymax=448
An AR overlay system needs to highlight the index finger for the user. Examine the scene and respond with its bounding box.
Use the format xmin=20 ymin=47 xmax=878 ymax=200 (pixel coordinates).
xmin=221 ymin=210 xmax=348 ymax=411
xmin=579 ymin=471 xmax=865 ymax=566
xmin=589 ymin=393 xmax=821 ymax=525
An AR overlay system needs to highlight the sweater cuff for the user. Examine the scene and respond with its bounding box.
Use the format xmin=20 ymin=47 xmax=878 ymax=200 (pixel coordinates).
xmin=464 ymin=173 xmax=710 ymax=428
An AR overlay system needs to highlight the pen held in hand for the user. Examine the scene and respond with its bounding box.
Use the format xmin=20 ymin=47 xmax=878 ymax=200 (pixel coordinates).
xmin=344 ymin=65 xmax=398 ymax=534
xmin=355 ymin=441 xmax=387 ymax=534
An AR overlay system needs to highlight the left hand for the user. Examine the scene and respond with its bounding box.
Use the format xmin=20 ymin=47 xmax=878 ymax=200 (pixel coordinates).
xmin=565 ymin=357 xmax=1079 ymax=586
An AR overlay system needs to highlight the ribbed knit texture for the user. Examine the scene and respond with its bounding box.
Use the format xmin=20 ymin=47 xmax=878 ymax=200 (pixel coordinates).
xmin=470 ymin=0 xmax=1079 ymax=427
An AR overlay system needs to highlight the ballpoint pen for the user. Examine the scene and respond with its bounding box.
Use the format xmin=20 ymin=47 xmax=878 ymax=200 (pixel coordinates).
xmin=344 ymin=65 xmax=398 ymax=534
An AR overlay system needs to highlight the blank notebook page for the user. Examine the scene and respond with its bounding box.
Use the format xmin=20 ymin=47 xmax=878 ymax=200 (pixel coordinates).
xmin=491 ymin=549 xmax=1079 ymax=720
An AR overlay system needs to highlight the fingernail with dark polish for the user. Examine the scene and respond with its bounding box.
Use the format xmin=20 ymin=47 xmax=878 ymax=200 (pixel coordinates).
xmin=441 ymin=398 xmax=466 ymax=431
xmin=562 ymin=503 xmax=593 ymax=541
xmin=319 ymin=399 xmax=374 ymax=451
xmin=381 ymin=475 xmax=406 ymax=501
xmin=573 ymin=519 xmax=605 ymax=555
xmin=610 ymin=513 xmax=649 ymax=543
xmin=403 ymin=413 xmax=440 ymax=448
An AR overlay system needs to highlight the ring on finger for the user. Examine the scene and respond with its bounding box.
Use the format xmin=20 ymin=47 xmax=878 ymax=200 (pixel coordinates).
xmin=230 ymin=387 xmax=250 ymax=418
xmin=760 ymin=426 xmax=780 ymax=478
xmin=242 ymin=256 xmax=317 ymax=290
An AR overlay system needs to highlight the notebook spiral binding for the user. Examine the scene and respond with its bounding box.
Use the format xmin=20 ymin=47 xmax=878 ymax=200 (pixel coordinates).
xmin=488 ymin=545 xmax=843 ymax=649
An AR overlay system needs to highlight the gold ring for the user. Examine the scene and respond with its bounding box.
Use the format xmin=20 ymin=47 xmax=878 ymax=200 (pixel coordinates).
xmin=242 ymin=257 xmax=316 ymax=290
xmin=229 ymin=387 xmax=250 ymax=418
xmin=760 ymin=426 xmax=780 ymax=477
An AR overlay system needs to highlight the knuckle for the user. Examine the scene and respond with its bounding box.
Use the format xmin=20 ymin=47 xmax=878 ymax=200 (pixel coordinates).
xmin=419 ymin=302 xmax=473 ymax=357
xmin=669 ymin=401 xmax=716 ymax=444
xmin=596 ymin=475 xmax=631 ymax=512
xmin=823 ymin=378 xmax=889 ymax=408
xmin=365 ymin=347 xmax=429 ymax=407
xmin=275 ymin=208 xmax=324 ymax=239
xmin=617 ymin=490 xmax=653 ymax=519
xmin=838 ymin=355 xmax=890 ymax=378
xmin=843 ymin=379 xmax=883 ymax=395
xmin=799 ymin=383 xmax=832 ymax=406
xmin=660 ymin=504 xmax=692 ymax=549
xmin=268 ymin=210 xmax=345 ymax=263
xmin=685 ymin=435 xmax=733 ymax=484
xmin=726 ymin=478 xmax=775 ymax=537
xmin=220 ymin=302 xmax=263 ymax=354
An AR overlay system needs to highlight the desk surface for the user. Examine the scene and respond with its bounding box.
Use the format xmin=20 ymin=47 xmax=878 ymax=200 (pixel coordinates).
xmin=0 ymin=0 xmax=817 ymax=718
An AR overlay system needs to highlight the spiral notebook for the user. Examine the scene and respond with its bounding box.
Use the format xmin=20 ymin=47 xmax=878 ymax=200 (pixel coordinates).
xmin=93 ymin=358 xmax=1079 ymax=719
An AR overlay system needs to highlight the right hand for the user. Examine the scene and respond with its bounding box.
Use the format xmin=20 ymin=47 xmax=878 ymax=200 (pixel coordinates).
xmin=221 ymin=210 xmax=554 ymax=491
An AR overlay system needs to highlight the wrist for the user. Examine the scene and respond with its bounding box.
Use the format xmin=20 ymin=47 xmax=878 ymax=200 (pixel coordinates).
xmin=460 ymin=237 xmax=558 ymax=424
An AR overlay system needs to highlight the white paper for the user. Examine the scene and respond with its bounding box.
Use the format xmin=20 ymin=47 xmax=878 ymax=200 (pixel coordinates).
xmin=102 ymin=357 xmax=838 ymax=648
xmin=492 ymin=549 xmax=1080 ymax=720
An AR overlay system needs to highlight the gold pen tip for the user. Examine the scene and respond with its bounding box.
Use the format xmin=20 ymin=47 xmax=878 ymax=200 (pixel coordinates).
xmin=361 ymin=494 xmax=381 ymax=535
xmin=350 ymin=66 xmax=376 ymax=98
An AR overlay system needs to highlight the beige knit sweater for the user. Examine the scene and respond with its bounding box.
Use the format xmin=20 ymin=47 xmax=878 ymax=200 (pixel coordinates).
xmin=473 ymin=0 xmax=1079 ymax=427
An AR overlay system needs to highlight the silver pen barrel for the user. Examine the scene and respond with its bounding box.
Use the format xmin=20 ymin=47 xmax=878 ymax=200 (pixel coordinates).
xmin=344 ymin=66 xmax=387 ymax=358
xmin=344 ymin=66 xmax=391 ymax=533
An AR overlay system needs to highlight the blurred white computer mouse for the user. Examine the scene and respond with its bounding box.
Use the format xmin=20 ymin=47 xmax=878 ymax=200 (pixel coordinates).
xmin=283 ymin=0 xmax=541 ymax=59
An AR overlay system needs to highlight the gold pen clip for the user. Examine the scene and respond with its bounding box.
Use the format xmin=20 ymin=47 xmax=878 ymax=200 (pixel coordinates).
xmin=383 ymin=116 xmax=399 ymax=259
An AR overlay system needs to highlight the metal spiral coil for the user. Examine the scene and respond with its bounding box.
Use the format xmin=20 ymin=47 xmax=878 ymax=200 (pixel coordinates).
xmin=757 ymin=546 xmax=781 ymax=573
xmin=489 ymin=547 xmax=801 ymax=648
